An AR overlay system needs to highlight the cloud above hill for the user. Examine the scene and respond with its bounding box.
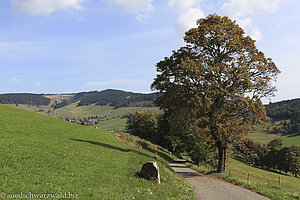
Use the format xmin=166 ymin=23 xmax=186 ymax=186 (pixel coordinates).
xmin=11 ymin=0 xmax=85 ymax=15
xmin=220 ymin=0 xmax=287 ymax=41
xmin=107 ymin=0 xmax=154 ymax=21
xmin=167 ymin=0 xmax=204 ymax=36
xmin=10 ymin=0 xmax=288 ymax=41
xmin=12 ymin=0 xmax=154 ymax=21
xmin=220 ymin=0 xmax=286 ymax=18
xmin=166 ymin=0 xmax=287 ymax=41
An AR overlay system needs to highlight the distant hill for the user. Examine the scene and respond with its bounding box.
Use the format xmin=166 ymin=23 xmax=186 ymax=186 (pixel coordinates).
xmin=265 ymin=98 xmax=300 ymax=136
xmin=0 ymin=93 xmax=50 ymax=105
xmin=0 ymin=89 xmax=158 ymax=109
xmin=74 ymin=89 xmax=157 ymax=108
xmin=265 ymin=98 xmax=300 ymax=120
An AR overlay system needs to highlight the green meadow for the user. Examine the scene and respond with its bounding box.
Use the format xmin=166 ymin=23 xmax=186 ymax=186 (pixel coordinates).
xmin=247 ymin=123 xmax=300 ymax=146
xmin=49 ymin=103 xmax=161 ymax=119
xmin=49 ymin=103 xmax=161 ymax=130
xmin=8 ymin=102 xmax=161 ymax=130
xmin=0 ymin=104 xmax=195 ymax=199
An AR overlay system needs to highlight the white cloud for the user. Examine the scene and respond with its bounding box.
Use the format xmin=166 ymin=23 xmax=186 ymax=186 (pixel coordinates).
xmin=272 ymin=23 xmax=283 ymax=35
xmin=220 ymin=0 xmax=286 ymax=19
xmin=34 ymin=82 xmax=41 ymax=87
xmin=250 ymin=27 xmax=263 ymax=42
xmin=167 ymin=0 xmax=205 ymax=36
xmin=168 ymin=0 xmax=199 ymax=13
xmin=175 ymin=8 xmax=204 ymax=35
xmin=85 ymin=79 xmax=139 ymax=88
xmin=237 ymin=17 xmax=263 ymax=41
xmin=106 ymin=0 xmax=154 ymax=21
xmin=220 ymin=0 xmax=287 ymax=42
xmin=11 ymin=77 xmax=20 ymax=84
xmin=12 ymin=0 xmax=85 ymax=15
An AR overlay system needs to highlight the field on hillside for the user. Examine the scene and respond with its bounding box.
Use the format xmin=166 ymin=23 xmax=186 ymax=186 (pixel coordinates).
xmin=7 ymin=94 xmax=74 ymax=115
xmin=7 ymin=104 xmax=52 ymax=113
xmin=0 ymin=105 xmax=195 ymax=199
xmin=44 ymin=94 xmax=74 ymax=102
xmin=247 ymin=122 xmax=300 ymax=146
xmin=49 ymin=102 xmax=161 ymax=130
xmin=7 ymin=100 xmax=162 ymax=130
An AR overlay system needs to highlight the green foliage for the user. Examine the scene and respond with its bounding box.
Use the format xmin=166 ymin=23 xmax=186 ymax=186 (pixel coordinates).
xmin=0 ymin=93 xmax=50 ymax=105
xmin=285 ymin=145 xmax=300 ymax=177
xmin=0 ymin=104 xmax=195 ymax=199
xmin=186 ymin=128 xmax=218 ymax=168
xmin=126 ymin=111 xmax=218 ymax=168
xmin=126 ymin=111 xmax=158 ymax=142
xmin=236 ymin=138 xmax=300 ymax=177
xmin=151 ymin=14 xmax=280 ymax=172
xmin=126 ymin=111 xmax=172 ymax=150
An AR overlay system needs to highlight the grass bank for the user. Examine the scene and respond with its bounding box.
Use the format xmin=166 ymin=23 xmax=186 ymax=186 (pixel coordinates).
xmin=186 ymin=158 xmax=299 ymax=200
xmin=0 ymin=104 xmax=195 ymax=199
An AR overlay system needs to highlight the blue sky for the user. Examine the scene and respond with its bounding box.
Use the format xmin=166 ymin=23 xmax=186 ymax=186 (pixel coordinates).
xmin=0 ymin=0 xmax=299 ymax=103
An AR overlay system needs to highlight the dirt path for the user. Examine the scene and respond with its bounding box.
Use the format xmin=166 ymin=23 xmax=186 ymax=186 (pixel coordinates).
xmin=169 ymin=160 xmax=270 ymax=200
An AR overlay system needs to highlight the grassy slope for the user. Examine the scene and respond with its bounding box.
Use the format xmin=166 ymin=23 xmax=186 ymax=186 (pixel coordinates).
xmin=49 ymin=103 xmax=161 ymax=119
xmin=247 ymin=123 xmax=300 ymax=146
xmin=226 ymin=159 xmax=300 ymax=193
xmin=0 ymin=105 xmax=194 ymax=199
xmin=247 ymin=125 xmax=280 ymax=144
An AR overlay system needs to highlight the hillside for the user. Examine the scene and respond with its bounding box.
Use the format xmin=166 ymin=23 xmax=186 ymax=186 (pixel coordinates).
xmin=266 ymin=98 xmax=300 ymax=120
xmin=2 ymin=89 xmax=159 ymax=130
xmin=0 ymin=105 xmax=195 ymax=199
xmin=0 ymin=89 xmax=157 ymax=109
xmin=0 ymin=93 xmax=50 ymax=105
xmin=247 ymin=123 xmax=300 ymax=146
xmin=244 ymin=98 xmax=300 ymax=146
xmin=74 ymin=89 xmax=157 ymax=108
xmin=3 ymin=92 xmax=300 ymax=136
xmin=49 ymin=102 xmax=161 ymax=130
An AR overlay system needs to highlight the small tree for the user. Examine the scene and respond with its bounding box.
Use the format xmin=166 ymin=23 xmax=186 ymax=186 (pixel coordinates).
xmin=151 ymin=14 xmax=280 ymax=172
xmin=266 ymin=139 xmax=283 ymax=170
xmin=286 ymin=145 xmax=300 ymax=177
xmin=126 ymin=111 xmax=159 ymax=144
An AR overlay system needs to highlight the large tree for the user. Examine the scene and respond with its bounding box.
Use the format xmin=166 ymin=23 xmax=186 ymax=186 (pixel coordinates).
xmin=151 ymin=14 xmax=280 ymax=172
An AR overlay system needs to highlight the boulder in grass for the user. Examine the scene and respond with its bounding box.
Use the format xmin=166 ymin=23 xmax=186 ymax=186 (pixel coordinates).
xmin=140 ymin=162 xmax=160 ymax=184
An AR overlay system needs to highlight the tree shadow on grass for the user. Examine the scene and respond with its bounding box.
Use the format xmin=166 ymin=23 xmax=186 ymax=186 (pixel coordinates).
xmin=70 ymin=138 xmax=155 ymax=160
xmin=286 ymin=133 xmax=300 ymax=138
xmin=233 ymin=156 xmax=289 ymax=176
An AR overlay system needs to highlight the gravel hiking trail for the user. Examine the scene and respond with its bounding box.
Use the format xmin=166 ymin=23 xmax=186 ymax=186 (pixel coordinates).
xmin=170 ymin=160 xmax=270 ymax=200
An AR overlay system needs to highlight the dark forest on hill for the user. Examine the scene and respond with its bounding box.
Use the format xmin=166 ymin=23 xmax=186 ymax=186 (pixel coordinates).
xmin=266 ymin=98 xmax=300 ymax=134
xmin=0 ymin=93 xmax=50 ymax=105
xmin=76 ymin=89 xmax=157 ymax=108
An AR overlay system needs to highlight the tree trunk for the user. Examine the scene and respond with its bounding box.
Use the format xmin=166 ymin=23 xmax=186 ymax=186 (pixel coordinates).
xmin=217 ymin=145 xmax=226 ymax=173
